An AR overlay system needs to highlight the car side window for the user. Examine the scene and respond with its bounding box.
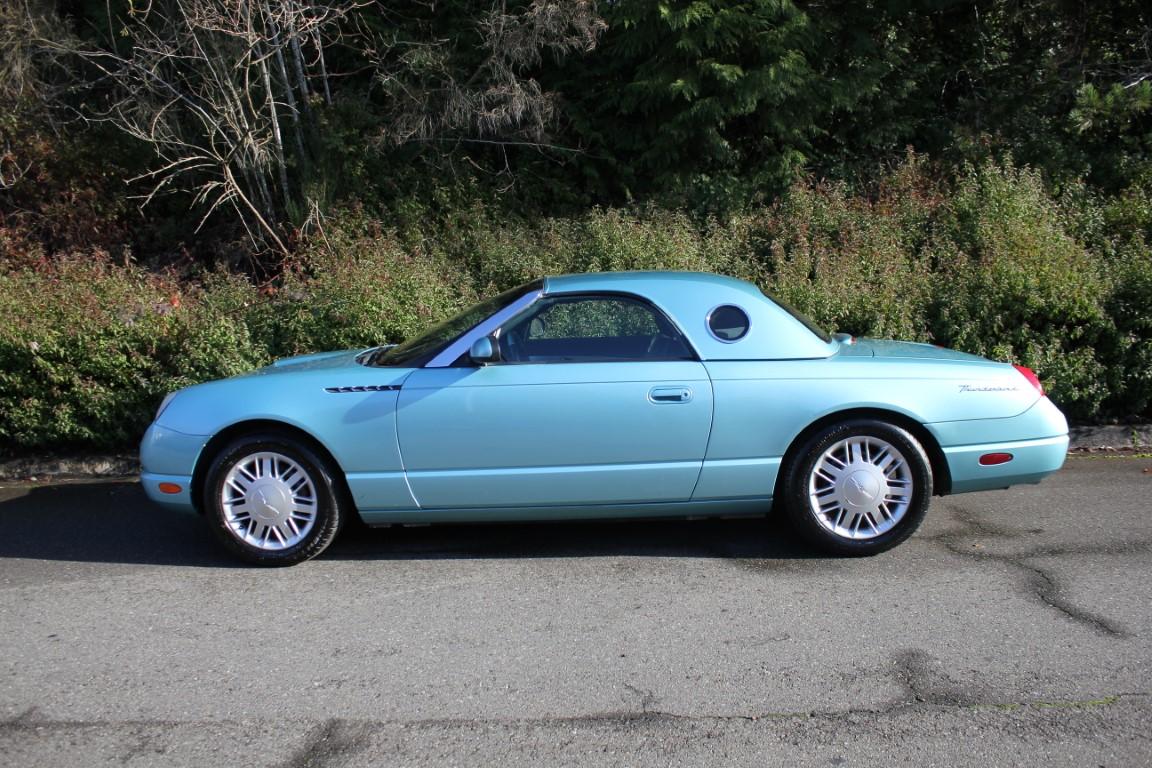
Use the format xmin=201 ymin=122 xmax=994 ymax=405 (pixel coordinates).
xmin=498 ymin=295 xmax=694 ymax=363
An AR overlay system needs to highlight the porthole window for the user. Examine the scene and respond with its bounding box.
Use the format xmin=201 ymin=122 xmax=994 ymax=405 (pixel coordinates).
xmin=707 ymin=305 xmax=750 ymax=342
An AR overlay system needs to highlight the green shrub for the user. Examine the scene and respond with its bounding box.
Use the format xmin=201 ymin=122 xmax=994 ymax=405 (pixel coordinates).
xmin=562 ymin=208 xmax=739 ymax=275
xmin=1058 ymin=179 xmax=1152 ymax=418
xmin=460 ymin=206 xmax=756 ymax=295
xmin=0 ymin=257 xmax=266 ymax=453
xmin=1102 ymin=242 xmax=1152 ymax=418
xmin=3 ymin=160 xmax=1152 ymax=457
xmin=265 ymin=211 xmax=475 ymax=356
xmin=747 ymin=176 xmax=935 ymax=342
xmin=929 ymin=162 xmax=1112 ymax=420
xmin=458 ymin=212 xmax=559 ymax=294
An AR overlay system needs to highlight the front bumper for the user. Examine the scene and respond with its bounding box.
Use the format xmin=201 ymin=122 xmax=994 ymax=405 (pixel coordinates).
xmin=139 ymin=422 xmax=207 ymax=514
xmin=141 ymin=471 xmax=196 ymax=511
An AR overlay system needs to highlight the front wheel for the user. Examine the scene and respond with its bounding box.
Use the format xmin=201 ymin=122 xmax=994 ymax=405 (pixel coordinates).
xmin=782 ymin=420 xmax=933 ymax=556
xmin=203 ymin=434 xmax=346 ymax=566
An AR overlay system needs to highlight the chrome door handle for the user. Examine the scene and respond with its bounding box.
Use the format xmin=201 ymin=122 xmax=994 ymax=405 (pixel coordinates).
xmin=649 ymin=386 xmax=693 ymax=404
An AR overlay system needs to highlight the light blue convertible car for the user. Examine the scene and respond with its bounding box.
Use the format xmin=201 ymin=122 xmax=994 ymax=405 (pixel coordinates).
xmin=141 ymin=272 xmax=1068 ymax=565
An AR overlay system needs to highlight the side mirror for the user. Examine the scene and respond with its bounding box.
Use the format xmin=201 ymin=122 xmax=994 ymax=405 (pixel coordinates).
xmin=469 ymin=335 xmax=501 ymax=365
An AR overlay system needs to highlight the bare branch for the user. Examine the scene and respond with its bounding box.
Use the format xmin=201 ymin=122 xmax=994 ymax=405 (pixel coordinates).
xmin=374 ymin=0 xmax=605 ymax=148
xmin=27 ymin=0 xmax=358 ymax=253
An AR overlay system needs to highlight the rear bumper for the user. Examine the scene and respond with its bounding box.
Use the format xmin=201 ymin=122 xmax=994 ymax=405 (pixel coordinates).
xmin=929 ymin=396 xmax=1069 ymax=494
xmin=942 ymin=434 xmax=1069 ymax=494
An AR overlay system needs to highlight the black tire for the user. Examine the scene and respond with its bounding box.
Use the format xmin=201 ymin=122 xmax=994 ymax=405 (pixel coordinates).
xmin=203 ymin=433 xmax=346 ymax=566
xmin=782 ymin=419 xmax=933 ymax=556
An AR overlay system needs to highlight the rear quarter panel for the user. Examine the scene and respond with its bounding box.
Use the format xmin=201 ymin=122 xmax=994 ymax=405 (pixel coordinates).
xmin=692 ymin=356 xmax=1053 ymax=500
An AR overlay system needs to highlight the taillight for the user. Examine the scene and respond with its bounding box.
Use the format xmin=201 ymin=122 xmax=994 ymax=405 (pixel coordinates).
xmin=1014 ymin=365 xmax=1044 ymax=395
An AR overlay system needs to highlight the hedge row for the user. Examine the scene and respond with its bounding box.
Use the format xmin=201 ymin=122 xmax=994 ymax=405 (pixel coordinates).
xmin=2 ymin=159 xmax=1150 ymax=455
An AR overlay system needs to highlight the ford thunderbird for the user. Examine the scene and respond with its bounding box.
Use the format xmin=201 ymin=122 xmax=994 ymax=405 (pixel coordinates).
xmin=140 ymin=272 xmax=1069 ymax=564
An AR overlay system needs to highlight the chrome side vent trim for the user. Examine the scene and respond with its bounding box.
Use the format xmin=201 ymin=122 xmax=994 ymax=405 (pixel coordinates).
xmin=324 ymin=385 xmax=402 ymax=394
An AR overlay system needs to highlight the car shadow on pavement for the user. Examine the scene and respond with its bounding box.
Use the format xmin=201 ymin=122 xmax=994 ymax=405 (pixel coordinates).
xmin=0 ymin=480 xmax=236 ymax=568
xmin=327 ymin=516 xmax=824 ymax=563
xmin=0 ymin=480 xmax=826 ymax=567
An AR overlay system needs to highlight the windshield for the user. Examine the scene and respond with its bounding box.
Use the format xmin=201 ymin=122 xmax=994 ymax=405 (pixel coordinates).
xmin=363 ymin=279 xmax=543 ymax=368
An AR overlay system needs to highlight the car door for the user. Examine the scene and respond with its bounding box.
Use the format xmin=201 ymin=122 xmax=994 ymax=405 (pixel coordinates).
xmin=395 ymin=294 xmax=714 ymax=510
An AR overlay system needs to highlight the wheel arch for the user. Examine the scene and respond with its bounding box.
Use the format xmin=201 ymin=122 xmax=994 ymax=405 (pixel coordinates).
xmin=775 ymin=408 xmax=952 ymax=499
xmin=191 ymin=419 xmax=361 ymax=520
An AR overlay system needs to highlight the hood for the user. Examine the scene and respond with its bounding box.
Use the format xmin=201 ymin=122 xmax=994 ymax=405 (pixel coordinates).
xmin=837 ymin=338 xmax=991 ymax=363
xmin=250 ymin=349 xmax=369 ymax=375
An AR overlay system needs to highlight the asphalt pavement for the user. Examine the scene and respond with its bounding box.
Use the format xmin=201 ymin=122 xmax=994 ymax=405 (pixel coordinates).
xmin=1 ymin=456 xmax=1150 ymax=766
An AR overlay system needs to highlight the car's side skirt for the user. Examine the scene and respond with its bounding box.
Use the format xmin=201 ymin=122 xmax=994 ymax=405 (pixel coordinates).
xmin=692 ymin=457 xmax=782 ymax=500
xmin=358 ymin=498 xmax=772 ymax=526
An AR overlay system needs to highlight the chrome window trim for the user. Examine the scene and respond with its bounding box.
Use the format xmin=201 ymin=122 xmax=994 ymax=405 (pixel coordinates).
xmin=425 ymin=289 xmax=544 ymax=368
xmin=706 ymin=304 xmax=750 ymax=343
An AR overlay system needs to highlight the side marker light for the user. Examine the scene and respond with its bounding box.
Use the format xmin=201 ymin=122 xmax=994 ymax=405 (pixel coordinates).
xmin=158 ymin=482 xmax=183 ymax=494
xmin=979 ymin=453 xmax=1014 ymax=466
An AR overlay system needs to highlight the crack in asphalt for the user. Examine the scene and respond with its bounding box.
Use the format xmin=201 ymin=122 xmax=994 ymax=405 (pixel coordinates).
xmin=947 ymin=507 xmax=1029 ymax=540
xmin=7 ymin=706 xmax=39 ymax=725
xmin=4 ymin=691 xmax=1147 ymax=767
xmin=924 ymin=503 xmax=1141 ymax=638
xmin=117 ymin=723 xmax=168 ymax=764
xmin=274 ymin=718 xmax=371 ymax=768
xmin=706 ymin=504 xmax=1144 ymax=640
xmin=889 ymin=649 xmax=982 ymax=707
xmin=4 ymin=691 xmax=1146 ymax=735
xmin=1021 ymin=561 xmax=1127 ymax=637
xmin=623 ymin=683 xmax=659 ymax=714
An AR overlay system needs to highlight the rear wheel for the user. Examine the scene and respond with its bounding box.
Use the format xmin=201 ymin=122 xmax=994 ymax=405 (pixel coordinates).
xmin=204 ymin=434 xmax=345 ymax=565
xmin=783 ymin=420 xmax=932 ymax=556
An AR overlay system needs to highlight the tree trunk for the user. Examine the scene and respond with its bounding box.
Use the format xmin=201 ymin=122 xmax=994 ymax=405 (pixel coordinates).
xmin=271 ymin=20 xmax=307 ymax=163
xmin=313 ymin=28 xmax=332 ymax=105
xmin=256 ymin=35 xmax=291 ymax=207
xmin=286 ymin=0 xmax=313 ymax=113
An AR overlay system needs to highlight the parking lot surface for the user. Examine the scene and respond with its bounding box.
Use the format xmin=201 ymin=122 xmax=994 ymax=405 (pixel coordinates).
xmin=1 ymin=456 xmax=1150 ymax=766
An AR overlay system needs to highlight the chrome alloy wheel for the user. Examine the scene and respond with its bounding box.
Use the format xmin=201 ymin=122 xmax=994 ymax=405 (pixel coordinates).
xmin=807 ymin=436 xmax=913 ymax=540
xmin=220 ymin=451 xmax=318 ymax=550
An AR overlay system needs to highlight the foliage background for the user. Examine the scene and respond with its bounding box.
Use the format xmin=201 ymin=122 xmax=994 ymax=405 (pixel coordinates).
xmin=1 ymin=0 xmax=1151 ymax=454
